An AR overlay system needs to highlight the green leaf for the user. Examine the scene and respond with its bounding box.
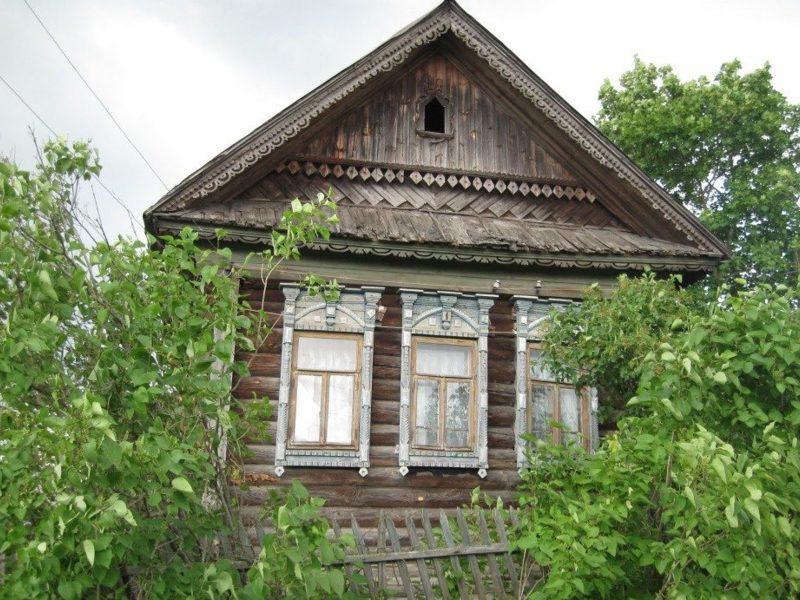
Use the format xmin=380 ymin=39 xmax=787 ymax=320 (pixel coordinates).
xmin=743 ymin=498 xmax=760 ymax=522
xmin=777 ymin=516 xmax=792 ymax=537
xmin=171 ymin=477 xmax=194 ymax=494
xmin=710 ymin=458 xmax=727 ymax=484
xmin=330 ymin=569 xmax=345 ymax=596
xmin=725 ymin=497 xmax=738 ymax=528
xmin=277 ymin=505 xmax=290 ymax=531
xmin=38 ymin=269 xmax=58 ymax=301
xmin=713 ymin=371 xmax=728 ymax=384
xmin=83 ymin=539 xmax=95 ymax=567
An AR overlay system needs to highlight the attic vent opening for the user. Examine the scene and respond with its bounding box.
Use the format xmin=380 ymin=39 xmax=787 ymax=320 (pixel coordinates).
xmin=423 ymin=97 xmax=446 ymax=133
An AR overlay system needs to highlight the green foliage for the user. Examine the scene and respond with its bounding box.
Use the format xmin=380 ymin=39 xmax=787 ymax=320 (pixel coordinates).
xmin=597 ymin=58 xmax=800 ymax=285
xmin=515 ymin=279 xmax=800 ymax=599
xmin=542 ymin=273 xmax=699 ymax=424
xmin=241 ymin=481 xmax=361 ymax=599
xmin=0 ymin=139 xmax=351 ymax=597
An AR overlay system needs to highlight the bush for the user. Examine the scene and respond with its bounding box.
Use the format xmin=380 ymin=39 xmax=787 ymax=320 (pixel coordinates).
xmin=0 ymin=140 xmax=355 ymax=598
xmin=515 ymin=280 xmax=800 ymax=599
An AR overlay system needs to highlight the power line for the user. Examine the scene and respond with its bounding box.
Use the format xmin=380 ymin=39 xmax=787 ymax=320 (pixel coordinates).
xmin=22 ymin=0 xmax=169 ymax=191
xmin=0 ymin=72 xmax=144 ymax=235
xmin=0 ymin=73 xmax=57 ymax=138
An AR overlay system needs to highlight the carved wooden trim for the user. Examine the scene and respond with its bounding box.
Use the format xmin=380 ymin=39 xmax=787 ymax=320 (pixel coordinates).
xmin=511 ymin=296 xmax=599 ymax=470
xmin=146 ymin=2 xmax=727 ymax=259
xmin=152 ymin=221 xmax=720 ymax=273
xmin=447 ymin=10 xmax=723 ymax=254
xmin=149 ymin=10 xmax=450 ymax=214
xmin=274 ymin=159 xmax=597 ymax=202
xmin=274 ymin=284 xmax=384 ymax=476
xmin=397 ymin=289 xmax=496 ymax=477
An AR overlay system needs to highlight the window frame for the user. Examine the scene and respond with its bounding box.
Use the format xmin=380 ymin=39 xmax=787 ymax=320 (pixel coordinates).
xmin=415 ymin=92 xmax=454 ymax=140
xmin=398 ymin=289 xmax=496 ymax=478
xmin=274 ymin=284 xmax=383 ymax=477
xmin=527 ymin=342 xmax=592 ymax=451
xmin=287 ymin=331 xmax=362 ymax=451
xmin=409 ymin=336 xmax=477 ymax=452
xmin=512 ymin=296 xmax=598 ymax=470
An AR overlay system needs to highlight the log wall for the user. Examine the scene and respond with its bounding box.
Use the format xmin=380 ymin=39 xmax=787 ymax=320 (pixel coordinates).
xmin=234 ymin=279 xmax=521 ymax=525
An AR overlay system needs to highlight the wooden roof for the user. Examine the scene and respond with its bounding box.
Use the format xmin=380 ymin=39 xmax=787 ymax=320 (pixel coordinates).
xmin=144 ymin=0 xmax=729 ymax=272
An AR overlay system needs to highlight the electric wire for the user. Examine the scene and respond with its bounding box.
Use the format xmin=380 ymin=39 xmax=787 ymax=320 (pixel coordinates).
xmin=1 ymin=72 xmax=144 ymax=235
xmin=22 ymin=0 xmax=169 ymax=191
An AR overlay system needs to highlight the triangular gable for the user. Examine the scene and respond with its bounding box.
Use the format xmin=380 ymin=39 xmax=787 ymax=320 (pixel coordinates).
xmin=144 ymin=0 xmax=728 ymax=259
xmin=296 ymin=52 xmax=577 ymax=182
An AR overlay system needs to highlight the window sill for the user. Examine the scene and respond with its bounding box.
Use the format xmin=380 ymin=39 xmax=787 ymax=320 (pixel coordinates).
xmin=416 ymin=129 xmax=454 ymax=141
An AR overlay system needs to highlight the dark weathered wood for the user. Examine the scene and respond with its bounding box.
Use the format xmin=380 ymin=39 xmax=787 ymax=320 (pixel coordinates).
xmin=456 ymin=508 xmax=486 ymax=600
xmin=477 ymin=509 xmax=505 ymax=598
xmin=332 ymin=520 xmax=357 ymax=594
xmin=494 ymin=509 xmax=518 ymax=597
xmin=351 ymin=515 xmax=377 ymax=597
xmin=422 ymin=510 xmax=451 ymax=600
xmin=384 ymin=514 xmax=415 ymax=599
xmin=439 ymin=510 xmax=470 ymax=599
xmin=406 ymin=512 xmax=435 ymax=600
xmin=298 ymin=53 xmax=576 ymax=182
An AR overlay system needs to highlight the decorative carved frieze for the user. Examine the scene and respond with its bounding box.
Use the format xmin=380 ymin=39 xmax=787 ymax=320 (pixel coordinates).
xmin=275 ymin=159 xmax=597 ymax=203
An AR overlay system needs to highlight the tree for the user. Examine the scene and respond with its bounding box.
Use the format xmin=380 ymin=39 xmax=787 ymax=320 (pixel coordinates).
xmin=542 ymin=273 xmax=701 ymax=427
xmin=514 ymin=278 xmax=800 ymax=599
xmin=597 ymin=58 xmax=800 ymax=285
xmin=0 ymin=140 xmax=359 ymax=598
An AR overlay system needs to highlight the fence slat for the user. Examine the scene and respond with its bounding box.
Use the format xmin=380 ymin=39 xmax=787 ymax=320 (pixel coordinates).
xmin=439 ymin=510 xmax=470 ymax=600
xmin=332 ymin=520 xmax=357 ymax=594
xmin=477 ymin=510 xmax=505 ymax=598
xmin=406 ymin=512 xmax=435 ymax=600
xmin=378 ymin=510 xmax=386 ymax=591
xmin=385 ymin=515 xmax=415 ymax=599
xmin=422 ymin=511 xmax=452 ymax=600
xmin=494 ymin=509 xmax=518 ymax=598
xmin=456 ymin=508 xmax=486 ymax=600
xmin=253 ymin=515 xmax=265 ymax=546
xmin=351 ymin=515 xmax=377 ymax=597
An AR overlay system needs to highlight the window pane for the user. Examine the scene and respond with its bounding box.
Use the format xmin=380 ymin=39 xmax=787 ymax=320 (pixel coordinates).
xmin=414 ymin=380 xmax=439 ymax=446
xmin=293 ymin=375 xmax=322 ymax=442
xmin=415 ymin=343 xmax=471 ymax=377
xmin=559 ymin=387 xmax=580 ymax=445
xmin=445 ymin=382 xmax=470 ymax=448
xmin=529 ymin=348 xmax=554 ymax=381
xmin=326 ymin=375 xmax=355 ymax=444
xmin=296 ymin=336 xmax=358 ymax=372
xmin=530 ymin=383 xmax=555 ymax=440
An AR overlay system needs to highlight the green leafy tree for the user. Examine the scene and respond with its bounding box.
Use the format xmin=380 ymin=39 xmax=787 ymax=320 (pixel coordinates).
xmin=0 ymin=140 xmax=360 ymax=598
xmin=597 ymin=58 xmax=800 ymax=284
xmin=541 ymin=273 xmax=700 ymax=426
xmin=515 ymin=279 xmax=800 ymax=599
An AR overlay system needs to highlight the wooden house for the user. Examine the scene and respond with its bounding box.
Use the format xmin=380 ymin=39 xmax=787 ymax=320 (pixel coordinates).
xmin=144 ymin=1 xmax=728 ymax=524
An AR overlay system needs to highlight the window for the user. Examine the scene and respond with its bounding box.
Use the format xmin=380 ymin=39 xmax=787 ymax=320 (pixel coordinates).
xmin=290 ymin=333 xmax=360 ymax=448
xmin=416 ymin=93 xmax=453 ymax=139
xmin=423 ymin=97 xmax=446 ymax=133
xmin=411 ymin=339 xmax=475 ymax=450
xmin=512 ymin=296 xmax=598 ymax=469
xmin=275 ymin=284 xmax=383 ymax=477
xmin=398 ymin=289 xmax=496 ymax=477
xmin=528 ymin=345 xmax=591 ymax=450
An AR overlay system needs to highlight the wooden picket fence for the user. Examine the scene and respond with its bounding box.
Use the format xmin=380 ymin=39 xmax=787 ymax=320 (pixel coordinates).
xmin=328 ymin=507 xmax=527 ymax=599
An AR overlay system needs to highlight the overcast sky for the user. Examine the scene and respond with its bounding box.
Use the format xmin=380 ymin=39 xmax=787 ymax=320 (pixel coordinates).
xmin=2 ymin=0 xmax=799 ymax=240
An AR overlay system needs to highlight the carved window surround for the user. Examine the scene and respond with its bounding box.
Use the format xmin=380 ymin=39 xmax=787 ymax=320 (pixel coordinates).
xmin=398 ymin=289 xmax=496 ymax=478
xmin=512 ymin=296 xmax=599 ymax=470
xmin=275 ymin=284 xmax=384 ymax=477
